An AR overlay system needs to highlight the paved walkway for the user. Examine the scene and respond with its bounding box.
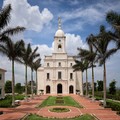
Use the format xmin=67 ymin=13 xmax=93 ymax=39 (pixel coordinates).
xmin=37 ymin=106 xmax=81 ymax=118
xmin=72 ymin=95 xmax=120 ymax=120
xmin=0 ymin=95 xmax=48 ymax=120
xmin=0 ymin=95 xmax=120 ymax=120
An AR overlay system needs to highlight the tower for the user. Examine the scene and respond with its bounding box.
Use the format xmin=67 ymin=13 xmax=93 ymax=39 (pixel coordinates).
xmin=54 ymin=17 xmax=66 ymax=53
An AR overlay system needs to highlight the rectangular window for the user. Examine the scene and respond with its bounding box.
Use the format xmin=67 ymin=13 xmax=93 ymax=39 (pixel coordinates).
xmin=47 ymin=73 xmax=50 ymax=79
xmin=47 ymin=63 xmax=49 ymax=67
xmin=0 ymin=74 xmax=2 ymax=80
xmin=58 ymin=62 xmax=61 ymax=67
xmin=70 ymin=73 xmax=73 ymax=79
xmin=70 ymin=63 xmax=72 ymax=66
xmin=58 ymin=72 xmax=62 ymax=79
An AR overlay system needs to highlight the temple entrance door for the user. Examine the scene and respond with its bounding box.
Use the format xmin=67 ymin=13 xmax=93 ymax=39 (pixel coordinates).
xmin=57 ymin=84 xmax=62 ymax=94
xmin=46 ymin=85 xmax=50 ymax=94
xmin=69 ymin=85 xmax=74 ymax=93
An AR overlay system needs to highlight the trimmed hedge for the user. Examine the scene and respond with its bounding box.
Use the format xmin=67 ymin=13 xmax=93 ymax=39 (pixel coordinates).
xmin=106 ymin=100 xmax=120 ymax=111
xmin=0 ymin=95 xmax=25 ymax=107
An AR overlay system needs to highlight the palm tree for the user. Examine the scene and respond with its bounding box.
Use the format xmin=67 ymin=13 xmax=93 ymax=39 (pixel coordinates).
xmin=33 ymin=58 xmax=41 ymax=95
xmin=84 ymin=60 xmax=90 ymax=96
xmin=0 ymin=4 xmax=25 ymax=42
xmin=19 ymin=43 xmax=32 ymax=101
xmin=91 ymin=25 xmax=117 ymax=107
xmin=72 ymin=59 xmax=86 ymax=95
xmin=106 ymin=11 xmax=120 ymax=49
xmin=29 ymin=47 xmax=40 ymax=99
xmin=0 ymin=39 xmax=24 ymax=106
xmin=78 ymin=38 xmax=96 ymax=100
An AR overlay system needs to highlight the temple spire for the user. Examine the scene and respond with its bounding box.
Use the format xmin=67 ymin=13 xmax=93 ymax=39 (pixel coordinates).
xmin=58 ymin=17 xmax=61 ymax=29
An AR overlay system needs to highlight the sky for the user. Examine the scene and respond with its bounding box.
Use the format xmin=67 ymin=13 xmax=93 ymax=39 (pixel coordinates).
xmin=0 ymin=0 xmax=120 ymax=87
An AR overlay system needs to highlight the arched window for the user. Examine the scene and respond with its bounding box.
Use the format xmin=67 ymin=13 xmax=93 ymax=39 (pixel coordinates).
xmin=46 ymin=85 xmax=50 ymax=94
xmin=58 ymin=44 xmax=62 ymax=50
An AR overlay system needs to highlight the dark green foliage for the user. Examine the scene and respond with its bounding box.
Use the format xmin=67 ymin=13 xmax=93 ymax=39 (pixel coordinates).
xmin=97 ymin=80 xmax=103 ymax=91
xmin=15 ymin=83 xmax=23 ymax=94
xmin=109 ymin=80 xmax=116 ymax=94
xmin=106 ymin=100 xmax=120 ymax=111
xmin=25 ymin=114 xmax=95 ymax=120
xmin=0 ymin=95 xmax=24 ymax=107
xmin=94 ymin=82 xmax=97 ymax=91
xmin=5 ymin=80 xmax=12 ymax=93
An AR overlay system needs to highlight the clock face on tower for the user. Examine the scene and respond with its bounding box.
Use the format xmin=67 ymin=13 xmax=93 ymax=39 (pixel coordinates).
xmin=59 ymin=40 xmax=61 ymax=42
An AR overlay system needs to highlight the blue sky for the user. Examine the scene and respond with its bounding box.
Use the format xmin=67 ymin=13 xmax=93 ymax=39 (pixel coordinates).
xmin=0 ymin=0 xmax=120 ymax=87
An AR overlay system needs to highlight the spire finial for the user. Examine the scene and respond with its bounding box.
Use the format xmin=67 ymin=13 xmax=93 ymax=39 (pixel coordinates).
xmin=58 ymin=17 xmax=61 ymax=29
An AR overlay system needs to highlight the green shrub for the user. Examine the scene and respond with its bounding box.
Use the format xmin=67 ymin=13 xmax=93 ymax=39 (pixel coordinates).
xmin=106 ymin=100 xmax=120 ymax=111
xmin=15 ymin=94 xmax=24 ymax=100
xmin=0 ymin=99 xmax=12 ymax=108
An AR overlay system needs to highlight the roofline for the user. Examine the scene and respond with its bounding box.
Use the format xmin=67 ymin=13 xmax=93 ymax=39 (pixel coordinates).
xmin=0 ymin=68 xmax=7 ymax=72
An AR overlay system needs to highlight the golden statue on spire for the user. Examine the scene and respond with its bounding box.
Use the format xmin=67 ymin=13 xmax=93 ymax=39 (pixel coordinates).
xmin=58 ymin=17 xmax=61 ymax=29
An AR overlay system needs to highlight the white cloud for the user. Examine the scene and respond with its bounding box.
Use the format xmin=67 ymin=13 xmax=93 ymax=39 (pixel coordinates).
xmin=3 ymin=0 xmax=53 ymax=32
xmin=66 ymin=33 xmax=87 ymax=55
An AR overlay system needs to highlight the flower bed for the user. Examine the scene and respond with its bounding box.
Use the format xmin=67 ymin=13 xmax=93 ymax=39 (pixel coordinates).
xmin=49 ymin=107 xmax=70 ymax=113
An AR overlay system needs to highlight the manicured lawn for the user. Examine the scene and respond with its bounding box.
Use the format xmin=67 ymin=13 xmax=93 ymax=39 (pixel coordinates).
xmin=39 ymin=96 xmax=82 ymax=108
xmin=25 ymin=114 xmax=95 ymax=120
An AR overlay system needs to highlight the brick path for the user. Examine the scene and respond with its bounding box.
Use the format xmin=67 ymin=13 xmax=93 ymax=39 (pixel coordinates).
xmin=0 ymin=95 xmax=120 ymax=120
xmin=71 ymin=95 xmax=120 ymax=120
xmin=0 ymin=95 xmax=48 ymax=120
xmin=37 ymin=106 xmax=81 ymax=118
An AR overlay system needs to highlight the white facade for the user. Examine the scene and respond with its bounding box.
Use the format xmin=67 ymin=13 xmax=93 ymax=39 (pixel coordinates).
xmin=37 ymin=18 xmax=83 ymax=95
xmin=0 ymin=68 xmax=6 ymax=99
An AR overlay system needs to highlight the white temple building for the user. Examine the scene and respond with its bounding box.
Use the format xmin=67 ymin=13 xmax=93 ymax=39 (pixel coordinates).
xmin=37 ymin=18 xmax=83 ymax=95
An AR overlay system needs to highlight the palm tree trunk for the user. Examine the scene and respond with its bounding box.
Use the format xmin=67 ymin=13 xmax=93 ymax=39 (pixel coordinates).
xmin=25 ymin=65 xmax=28 ymax=101
xmin=12 ymin=60 xmax=15 ymax=106
xmin=92 ymin=65 xmax=95 ymax=101
xmin=86 ymin=69 xmax=88 ymax=96
xmin=81 ymin=72 xmax=83 ymax=95
xmin=31 ymin=68 xmax=34 ymax=99
xmin=36 ymin=71 xmax=38 ymax=95
xmin=103 ymin=62 xmax=107 ymax=107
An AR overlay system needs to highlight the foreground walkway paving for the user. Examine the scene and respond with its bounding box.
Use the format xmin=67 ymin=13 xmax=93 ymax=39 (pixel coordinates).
xmin=71 ymin=95 xmax=120 ymax=120
xmin=37 ymin=106 xmax=81 ymax=118
xmin=0 ymin=95 xmax=48 ymax=120
xmin=0 ymin=95 xmax=120 ymax=120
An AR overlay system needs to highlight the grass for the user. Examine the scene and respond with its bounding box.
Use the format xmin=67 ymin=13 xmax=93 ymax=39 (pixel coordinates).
xmin=39 ymin=96 xmax=82 ymax=108
xmin=25 ymin=114 xmax=95 ymax=120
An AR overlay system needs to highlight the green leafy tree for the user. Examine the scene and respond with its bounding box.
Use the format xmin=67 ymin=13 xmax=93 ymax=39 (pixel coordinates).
xmin=94 ymin=82 xmax=97 ymax=91
xmin=109 ymin=80 xmax=116 ymax=94
xmin=5 ymin=80 xmax=12 ymax=93
xmin=15 ymin=83 xmax=23 ymax=94
xmin=97 ymin=80 xmax=103 ymax=91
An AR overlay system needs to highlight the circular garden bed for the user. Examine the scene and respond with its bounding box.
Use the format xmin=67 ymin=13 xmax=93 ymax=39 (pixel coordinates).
xmin=49 ymin=107 xmax=70 ymax=113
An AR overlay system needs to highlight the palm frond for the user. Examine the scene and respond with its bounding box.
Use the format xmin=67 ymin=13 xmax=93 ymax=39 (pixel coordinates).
xmin=0 ymin=4 xmax=11 ymax=30
xmin=1 ymin=26 xmax=25 ymax=36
